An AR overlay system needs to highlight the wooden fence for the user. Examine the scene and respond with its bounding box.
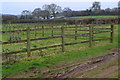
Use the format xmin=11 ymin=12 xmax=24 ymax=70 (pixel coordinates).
xmin=2 ymin=24 xmax=114 ymax=58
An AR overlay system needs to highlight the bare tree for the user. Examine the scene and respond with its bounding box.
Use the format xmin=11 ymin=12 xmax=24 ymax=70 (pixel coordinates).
xmin=62 ymin=7 xmax=72 ymax=17
xmin=63 ymin=7 xmax=72 ymax=11
xmin=32 ymin=8 xmax=41 ymax=19
xmin=39 ymin=10 xmax=50 ymax=19
xmin=21 ymin=10 xmax=31 ymax=19
xmin=90 ymin=1 xmax=101 ymax=11
xmin=42 ymin=3 xmax=62 ymax=18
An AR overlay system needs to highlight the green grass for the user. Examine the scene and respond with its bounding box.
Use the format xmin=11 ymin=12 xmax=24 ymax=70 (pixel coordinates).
xmin=70 ymin=16 xmax=118 ymax=19
xmin=2 ymin=41 xmax=118 ymax=77
xmin=2 ymin=24 xmax=112 ymax=53
xmin=2 ymin=24 xmax=90 ymax=55
xmin=2 ymin=24 xmax=118 ymax=78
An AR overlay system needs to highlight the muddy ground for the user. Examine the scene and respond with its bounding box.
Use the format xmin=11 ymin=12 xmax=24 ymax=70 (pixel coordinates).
xmin=7 ymin=48 xmax=119 ymax=78
xmin=53 ymin=49 xmax=119 ymax=78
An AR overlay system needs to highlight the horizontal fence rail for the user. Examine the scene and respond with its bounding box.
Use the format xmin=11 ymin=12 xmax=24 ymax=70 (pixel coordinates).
xmin=2 ymin=36 xmax=62 ymax=44
xmin=2 ymin=24 xmax=114 ymax=58
xmin=3 ymin=38 xmax=112 ymax=55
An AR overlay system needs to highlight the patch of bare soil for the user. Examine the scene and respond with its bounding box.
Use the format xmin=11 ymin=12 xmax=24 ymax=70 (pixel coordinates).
xmin=52 ymin=48 xmax=119 ymax=78
xmin=94 ymin=65 xmax=118 ymax=78
xmin=7 ymin=48 xmax=119 ymax=78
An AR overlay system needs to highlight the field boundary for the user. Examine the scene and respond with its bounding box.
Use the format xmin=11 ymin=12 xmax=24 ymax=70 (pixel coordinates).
xmin=2 ymin=24 xmax=114 ymax=57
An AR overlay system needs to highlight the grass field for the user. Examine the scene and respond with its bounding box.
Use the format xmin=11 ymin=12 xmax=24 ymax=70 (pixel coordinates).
xmin=2 ymin=23 xmax=118 ymax=78
xmin=2 ymin=24 xmax=110 ymax=54
xmin=70 ymin=16 xmax=118 ymax=19
xmin=2 ymin=24 xmax=90 ymax=55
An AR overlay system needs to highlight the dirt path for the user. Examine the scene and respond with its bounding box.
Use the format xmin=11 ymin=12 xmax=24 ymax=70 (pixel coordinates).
xmin=53 ymin=48 xmax=119 ymax=78
xmin=94 ymin=65 xmax=118 ymax=78
xmin=7 ymin=48 xmax=119 ymax=78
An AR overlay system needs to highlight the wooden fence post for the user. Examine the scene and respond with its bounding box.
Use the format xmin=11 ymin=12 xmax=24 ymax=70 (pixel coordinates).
xmin=42 ymin=26 xmax=44 ymax=37
xmin=110 ymin=24 xmax=114 ymax=43
xmin=26 ymin=26 xmax=31 ymax=57
xmin=52 ymin=26 xmax=54 ymax=37
xmin=75 ymin=24 xmax=78 ymax=40
xmin=61 ymin=26 xmax=65 ymax=52
xmin=92 ymin=25 xmax=94 ymax=40
xmin=89 ymin=25 xmax=93 ymax=47
xmin=35 ymin=26 xmax=37 ymax=37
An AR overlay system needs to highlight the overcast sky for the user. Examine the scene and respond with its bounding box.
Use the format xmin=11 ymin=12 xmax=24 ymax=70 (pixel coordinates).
xmin=0 ymin=0 xmax=119 ymax=15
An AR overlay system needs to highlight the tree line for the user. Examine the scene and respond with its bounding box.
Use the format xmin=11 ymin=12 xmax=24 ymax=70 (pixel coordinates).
xmin=2 ymin=1 xmax=120 ymax=22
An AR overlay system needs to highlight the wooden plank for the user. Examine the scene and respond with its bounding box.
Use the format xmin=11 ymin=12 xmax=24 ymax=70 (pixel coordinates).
xmin=4 ymin=38 xmax=111 ymax=55
xmin=2 ymin=28 xmax=60 ymax=33
xmin=35 ymin=26 xmax=37 ymax=37
xmin=31 ymin=36 xmax=61 ymax=41
xmin=93 ymin=38 xmax=111 ymax=41
xmin=65 ymin=30 xmax=89 ymax=31
xmin=64 ymin=25 xmax=89 ymax=29
xmin=2 ymin=28 xmax=110 ymax=45
xmin=53 ymin=34 xmax=61 ymax=35
xmin=89 ymin=25 xmax=93 ymax=47
xmin=93 ymin=37 xmax=112 ymax=39
xmin=2 ymin=40 xmax=27 ymax=44
xmin=75 ymin=25 xmax=78 ymax=40
xmin=93 ymin=31 xmax=111 ymax=34
xmin=65 ymin=40 xmax=89 ymax=45
xmin=2 ymin=29 xmax=26 ymax=33
xmin=65 ymin=38 xmax=111 ymax=46
xmin=51 ymin=26 xmax=54 ymax=37
xmin=92 ymin=24 xmax=110 ymax=27
xmin=31 ymin=44 xmax=62 ymax=51
xmin=110 ymin=24 xmax=114 ymax=43
xmin=2 ymin=25 xmax=90 ymax=33
xmin=26 ymin=26 xmax=31 ymax=57
xmin=92 ymin=25 xmax=94 ymax=40
xmin=3 ymin=41 xmax=88 ymax=55
xmin=3 ymin=24 xmax=113 ymax=56
xmin=3 ymin=50 xmax=27 ymax=55
xmin=93 ymin=28 xmax=111 ymax=30
xmin=61 ymin=26 xmax=65 ymax=52
xmin=42 ymin=26 xmax=44 ymax=37
xmin=65 ymin=33 xmax=89 ymax=37
xmin=2 ymin=36 xmax=62 ymax=44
